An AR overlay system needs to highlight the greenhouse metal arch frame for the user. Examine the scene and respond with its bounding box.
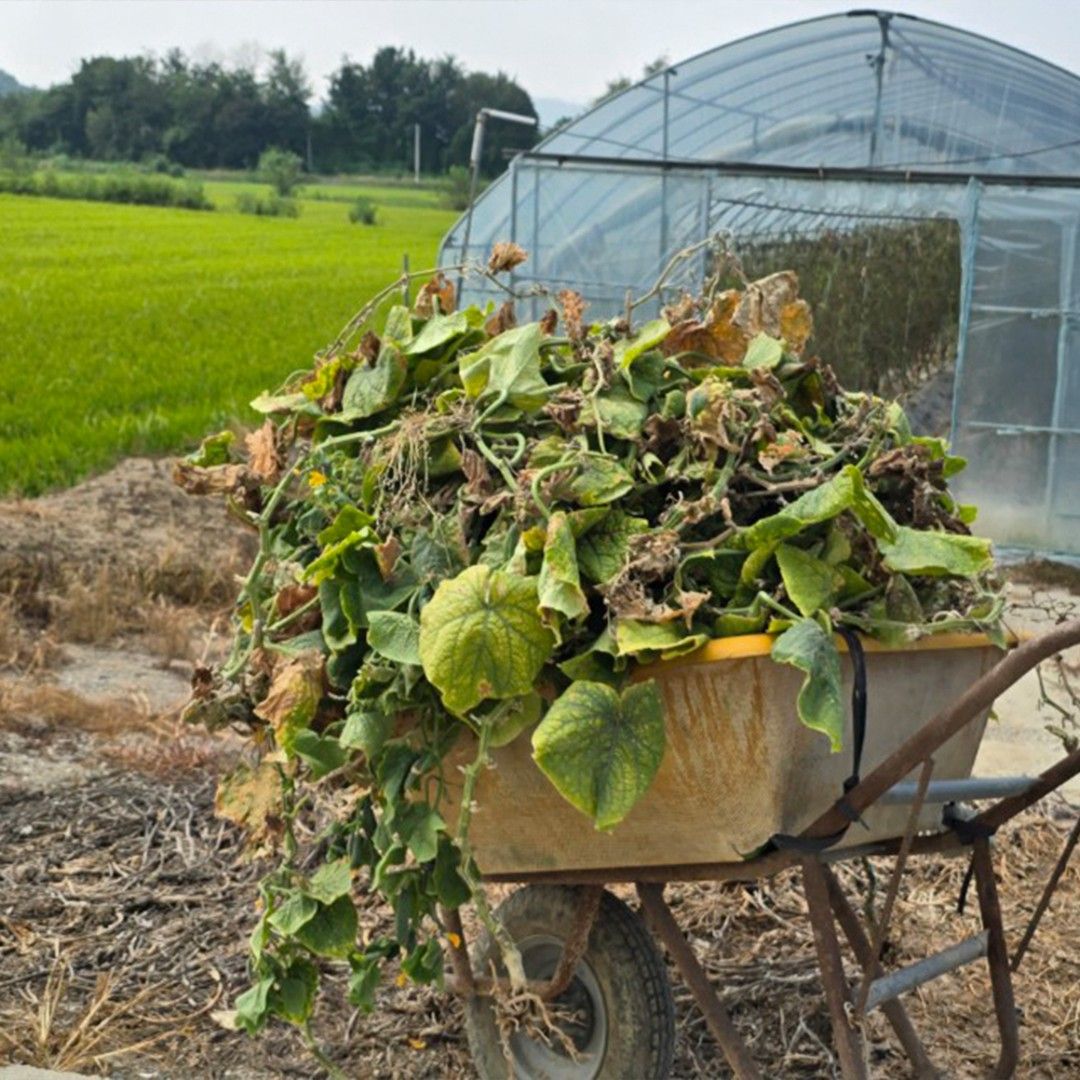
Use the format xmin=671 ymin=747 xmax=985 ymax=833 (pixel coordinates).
xmin=439 ymin=11 xmax=1080 ymax=558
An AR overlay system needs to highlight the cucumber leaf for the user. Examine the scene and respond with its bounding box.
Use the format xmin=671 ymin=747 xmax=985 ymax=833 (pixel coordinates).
xmin=532 ymin=680 xmax=665 ymax=830
xmin=771 ymin=617 xmax=844 ymax=751
xmin=418 ymin=565 xmax=554 ymax=714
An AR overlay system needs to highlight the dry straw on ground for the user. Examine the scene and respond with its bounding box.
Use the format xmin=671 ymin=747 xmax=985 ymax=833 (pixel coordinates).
xmin=0 ymin=745 xmax=1075 ymax=1078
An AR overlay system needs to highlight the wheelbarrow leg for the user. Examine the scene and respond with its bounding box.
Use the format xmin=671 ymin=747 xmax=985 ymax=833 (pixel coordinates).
xmin=637 ymin=882 xmax=763 ymax=1080
xmin=822 ymin=866 xmax=940 ymax=1079
xmin=801 ymin=858 xmax=868 ymax=1080
xmin=972 ymin=838 xmax=1020 ymax=1079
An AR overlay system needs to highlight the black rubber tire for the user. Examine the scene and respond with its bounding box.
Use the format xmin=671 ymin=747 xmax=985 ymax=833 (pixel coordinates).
xmin=464 ymin=885 xmax=675 ymax=1079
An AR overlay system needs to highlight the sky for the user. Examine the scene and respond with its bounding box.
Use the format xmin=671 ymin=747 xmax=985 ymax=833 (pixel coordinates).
xmin=5 ymin=0 xmax=1080 ymax=113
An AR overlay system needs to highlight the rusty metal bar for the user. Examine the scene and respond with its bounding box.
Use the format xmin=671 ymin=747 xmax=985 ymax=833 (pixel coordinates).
xmin=972 ymin=838 xmax=1021 ymax=1080
xmin=637 ymin=882 xmax=763 ymax=1080
xmin=1011 ymin=813 xmax=1080 ymax=972
xmin=823 ymin=868 xmax=938 ymax=1078
xmin=443 ymin=887 xmax=602 ymax=1002
xmin=801 ymin=621 xmax=1080 ymax=843
xmin=855 ymin=756 xmax=935 ymax=1015
xmin=544 ymin=885 xmax=603 ymax=999
xmin=481 ymin=831 xmax=975 ymax=888
xmin=801 ymin=859 xmax=868 ymax=1080
xmin=441 ymin=906 xmax=475 ymax=997
xmin=975 ymin=747 xmax=1080 ymax=833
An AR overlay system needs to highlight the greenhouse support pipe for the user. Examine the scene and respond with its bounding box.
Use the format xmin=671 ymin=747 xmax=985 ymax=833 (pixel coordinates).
xmin=637 ymin=883 xmax=763 ymax=1079
xmin=801 ymin=620 xmax=1080 ymax=843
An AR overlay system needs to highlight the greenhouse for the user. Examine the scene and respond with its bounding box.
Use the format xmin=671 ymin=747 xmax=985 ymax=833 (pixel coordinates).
xmin=439 ymin=10 xmax=1080 ymax=558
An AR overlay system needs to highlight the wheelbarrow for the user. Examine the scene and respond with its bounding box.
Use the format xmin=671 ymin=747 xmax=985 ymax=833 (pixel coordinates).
xmin=440 ymin=620 xmax=1080 ymax=1079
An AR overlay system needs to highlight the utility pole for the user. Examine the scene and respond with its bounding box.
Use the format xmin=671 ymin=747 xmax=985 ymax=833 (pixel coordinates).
xmin=457 ymin=108 xmax=537 ymax=292
xmin=414 ymin=123 xmax=421 ymax=184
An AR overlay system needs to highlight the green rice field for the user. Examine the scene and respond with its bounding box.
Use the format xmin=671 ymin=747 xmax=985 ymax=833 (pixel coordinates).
xmin=0 ymin=178 xmax=457 ymax=495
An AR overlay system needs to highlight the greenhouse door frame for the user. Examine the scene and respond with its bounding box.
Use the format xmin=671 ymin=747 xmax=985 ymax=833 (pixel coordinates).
xmin=500 ymin=152 xmax=1080 ymax=559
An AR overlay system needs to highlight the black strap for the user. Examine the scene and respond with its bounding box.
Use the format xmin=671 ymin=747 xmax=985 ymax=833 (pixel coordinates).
xmin=770 ymin=626 xmax=869 ymax=854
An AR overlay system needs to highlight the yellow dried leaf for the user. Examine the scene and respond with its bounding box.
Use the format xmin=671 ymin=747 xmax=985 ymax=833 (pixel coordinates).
xmin=779 ymin=299 xmax=814 ymax=355
xmin=254 ymin=653 xmax=324 ymax=754
xmin=214 ymin=760 xmax=285 ymax=857
xmin=446 ymin=931 xmax=462 ymax=949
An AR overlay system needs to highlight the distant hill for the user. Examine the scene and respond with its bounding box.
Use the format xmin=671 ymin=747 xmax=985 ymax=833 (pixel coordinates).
xmin=0 ymin=68 xmax=31 ymax=96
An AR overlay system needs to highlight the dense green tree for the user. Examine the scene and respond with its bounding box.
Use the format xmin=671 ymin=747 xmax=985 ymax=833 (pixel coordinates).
xmin=0 ymin=45 xmax=534 ymax=176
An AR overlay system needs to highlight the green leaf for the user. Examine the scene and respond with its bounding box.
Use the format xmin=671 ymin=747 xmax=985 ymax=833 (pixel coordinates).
xmin=294 ymin=895 xmax=358 ymax=958
xmin=771 ymin=618 xmax=844 ymax=751
xmin=878 ymin=526 xmax=993 ymax=577
xmin=268 ymin=892 xmax=318 ymax=935
xmin=567 ymin=454 xmax=635 ymax=506
xmin=418 ymin=565 xmax=554 ymax=715
xmin=185 ymin=429 xmax=234 ymax=467
xmin=342 ymin=346 xmax=407 ymax=418
xmin=614 ymin=319 xmax=670 ymax=369
xmin=613 ymin=620 xmax=708 ymax=659
xmin=460 ymin=323 xmax=550 ymax=411
xmin=367 ymin=611 xmax=422 ymax=665
xmin=269 ymin=957 xmax=319 ymax=1025
xmin=348 ymin=956 xmax=381 ymax=1012
xmin=318 ymin=506 xmax=376 ymax=547
xmin=433 ymin=837 xmax=472 ymax=908
xmin=401 ymin=937 xmax=444 ymax=985
xmin=736 ymin=466 xmax=896 ymax=550
xmin=586 ymin=384 xmax=649 ymax=439
xmin=532 ymin=680 xmax=665 ymax=830
xmin=713 ymin=611 xmax=767 ymax=637
xmin=340 ymin=709 xmax=393 ymax=758
xmin=292 ymin=729 xmax=348 ymax=778
xmin=250 ymin=390 xmax=311 ymax=415
xmin=577 ymin=511 xmax=648 ymax=582
xmin=538 ymin=511 xmax=589 ymax=625
xmin=488 ymin=692 xmax=542 ymax=748
xmin=319 ymin=579 xmax=354 ymax=651
xmin=743 ymin=332 xmax=783 ymax=370
xmin=394 ymin=803 xmax=445 ymax=862
xmin=776 ymin=543 xmax=840 ymax=617
xmin=307 ymin=857 xmax=353 ymax=904
xmin=235 ymin=976 xmax=273 ymax=1034
xmin=404 ymin=311 xmax=470 ymax=356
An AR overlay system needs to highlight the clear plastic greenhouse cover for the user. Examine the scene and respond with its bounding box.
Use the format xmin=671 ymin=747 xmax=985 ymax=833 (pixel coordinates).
xmin=438 ymin=11 xmax=1080 ymax=558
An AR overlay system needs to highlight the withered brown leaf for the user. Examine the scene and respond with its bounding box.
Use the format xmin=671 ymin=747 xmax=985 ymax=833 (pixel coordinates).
xmin=486 ymin=241 xmax=528 ymax=273
xmin=245 ymin=421 xmax=283 ymax=483
xmin=415 ymin=272 xmax=456 ymax=317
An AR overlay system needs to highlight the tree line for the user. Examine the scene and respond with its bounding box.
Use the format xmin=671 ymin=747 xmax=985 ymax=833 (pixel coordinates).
xmin=0 ymin=47 xmax=539 ymax=176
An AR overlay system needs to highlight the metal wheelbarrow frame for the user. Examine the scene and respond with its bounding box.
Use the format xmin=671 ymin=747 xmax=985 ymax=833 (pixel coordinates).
xmin=439 ymin=620 xmax=1080 ymax=1079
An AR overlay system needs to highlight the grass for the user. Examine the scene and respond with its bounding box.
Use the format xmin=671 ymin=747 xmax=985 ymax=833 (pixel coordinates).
xmin=0 ymin=176 xmax=456 ymax=495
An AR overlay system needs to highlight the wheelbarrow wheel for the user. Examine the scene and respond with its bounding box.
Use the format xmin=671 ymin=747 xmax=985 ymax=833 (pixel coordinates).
xmin=464 ymin=885 xmax=675 ymax=1079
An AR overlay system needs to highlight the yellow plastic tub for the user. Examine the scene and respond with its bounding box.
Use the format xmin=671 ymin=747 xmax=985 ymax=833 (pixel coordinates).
xmin=446 ymin=633 xmax=1007 ymax=876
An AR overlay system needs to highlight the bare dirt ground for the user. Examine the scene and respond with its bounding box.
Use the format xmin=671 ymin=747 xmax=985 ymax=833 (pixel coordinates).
xmin=0 ymin=458 xmax=1077 ymax=1078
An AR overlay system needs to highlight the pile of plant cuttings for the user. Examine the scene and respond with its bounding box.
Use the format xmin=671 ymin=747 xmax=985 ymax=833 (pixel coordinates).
xmin=176 ymin=242 xmax=1004 ymax=1037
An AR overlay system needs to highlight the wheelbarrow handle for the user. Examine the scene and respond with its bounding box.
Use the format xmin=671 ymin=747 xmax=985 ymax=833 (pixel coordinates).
xmin=802 ymin=618 xmax=1080 ymax=842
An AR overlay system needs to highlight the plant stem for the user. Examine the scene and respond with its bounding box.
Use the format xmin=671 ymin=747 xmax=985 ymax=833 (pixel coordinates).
xmin=454 ymin=720 xmax=527 ymax=990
